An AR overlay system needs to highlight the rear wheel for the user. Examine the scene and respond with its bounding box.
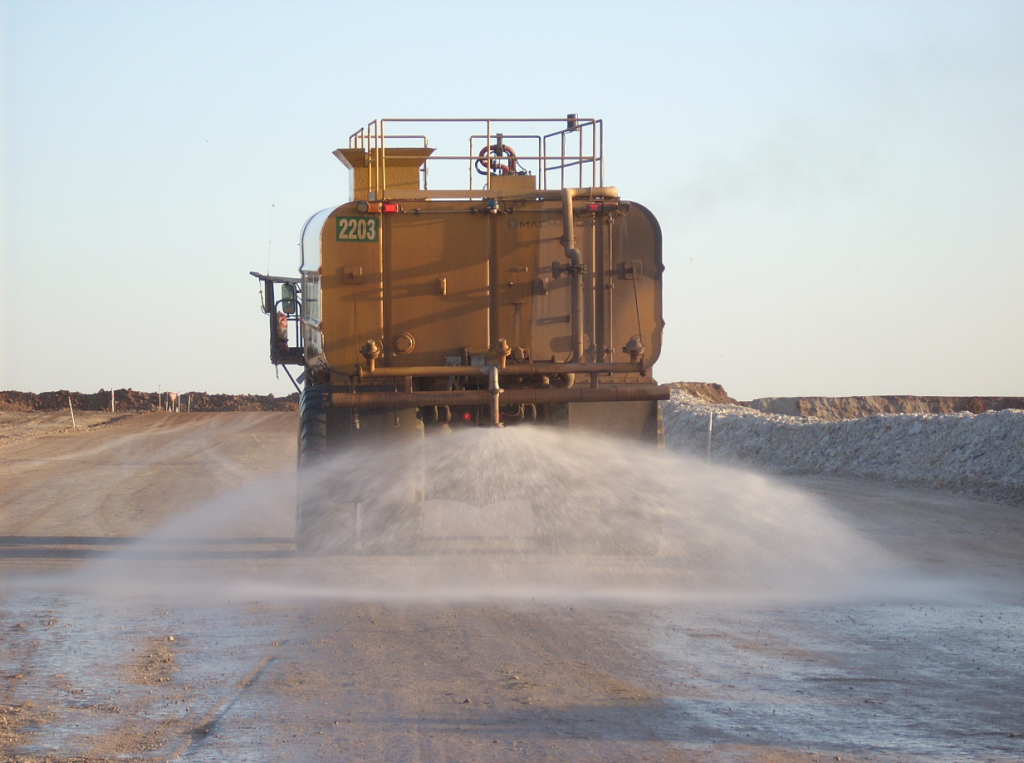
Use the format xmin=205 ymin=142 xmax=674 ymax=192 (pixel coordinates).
xmin=295 ymin=386 xmax=334 ymax=555
xmin=297 ymin=386 xmax=327 ymax=467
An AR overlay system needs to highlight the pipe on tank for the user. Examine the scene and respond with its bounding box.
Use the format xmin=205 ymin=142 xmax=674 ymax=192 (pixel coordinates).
xmin=329 ymin=384 xmax=670 ymax=409
xmin=561 ymin=187 xmax=585 ymax=363
xmin=543 ymin=186 xmax=618 ymax=201
xmin=484 ymin=365 xmax=502 ymax=426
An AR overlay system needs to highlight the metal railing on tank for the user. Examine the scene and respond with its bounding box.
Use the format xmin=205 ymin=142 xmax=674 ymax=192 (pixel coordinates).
xmin=346 ymin=116 xmax=604 ymax=197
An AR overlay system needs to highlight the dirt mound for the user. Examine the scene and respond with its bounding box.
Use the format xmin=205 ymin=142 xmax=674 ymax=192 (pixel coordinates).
xmin=664 ymin=391 xmax=1024 ymax=505
xmin=746 ymin=395 xmax=1024 ymax=421
xmin=0 ymin=389 xmax=299 ymax=413
xmin=667 ymin=382 xmax=737 ymax=405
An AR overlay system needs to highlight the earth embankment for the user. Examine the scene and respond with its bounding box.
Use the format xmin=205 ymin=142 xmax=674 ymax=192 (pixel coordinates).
xmin=746 ymin=394 xmax=1024 ymax=420
xmin=668 ymin=382 xmax=1022 ymax=420
xmin=663 ymin=390 xmax=1024 ymax=505
xmin=667 ymin=382 xmax=738 ymax=404
xmin=0 ymin=389 xmax=299 ymax=412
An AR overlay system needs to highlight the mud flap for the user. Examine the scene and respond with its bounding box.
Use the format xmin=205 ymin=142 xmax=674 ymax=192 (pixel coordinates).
xmin=567 ymin=399 xmax=664 ymax=446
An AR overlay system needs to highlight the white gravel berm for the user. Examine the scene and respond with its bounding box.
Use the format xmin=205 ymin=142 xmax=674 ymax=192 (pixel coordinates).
xmin=662 ymin=391 xmax=1024 ymax=505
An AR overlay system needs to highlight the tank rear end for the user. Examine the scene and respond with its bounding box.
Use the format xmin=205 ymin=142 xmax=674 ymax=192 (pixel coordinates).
xmin=288 ymin=117 xmax=666 ymax=439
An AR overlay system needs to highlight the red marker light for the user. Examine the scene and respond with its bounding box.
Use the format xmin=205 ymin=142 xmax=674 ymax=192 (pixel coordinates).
xmin=382 ymin=202 xmax=400 ymax=214
xmin=462 ymin=412 xmax=472 ymax=421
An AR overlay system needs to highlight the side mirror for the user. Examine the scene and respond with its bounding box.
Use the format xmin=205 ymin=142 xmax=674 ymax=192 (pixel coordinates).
xmin=281 ymin=282 xmax=297 ymax=315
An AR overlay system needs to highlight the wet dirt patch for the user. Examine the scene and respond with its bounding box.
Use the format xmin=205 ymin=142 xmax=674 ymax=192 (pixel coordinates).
xmin=499 ymin=661 xmax=658 ymax=707
xmin=124 ymin=638 xmax=179 ymax=686
xmin=0 ymin=702 xmax=56 ymax=753
xmin=653 ymin=602 xmax=1024 ymax=761
xmin=0 ymin=594 xmax=285 ymax=761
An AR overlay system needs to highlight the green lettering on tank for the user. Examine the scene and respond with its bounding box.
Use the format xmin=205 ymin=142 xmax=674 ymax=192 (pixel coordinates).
xmin=336 ymin=216 xmax=379 ymax=243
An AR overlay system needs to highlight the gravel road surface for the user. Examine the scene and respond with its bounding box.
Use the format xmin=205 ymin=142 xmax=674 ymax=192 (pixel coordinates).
xmin=1 ymin=412 xmax=1021 ymax=762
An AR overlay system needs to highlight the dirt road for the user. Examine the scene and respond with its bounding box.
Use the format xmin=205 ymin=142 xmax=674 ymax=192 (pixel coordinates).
xmin=1 ymin=412 xmax=1022 ymax=762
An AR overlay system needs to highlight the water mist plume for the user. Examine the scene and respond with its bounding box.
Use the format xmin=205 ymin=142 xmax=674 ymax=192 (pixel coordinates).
xmin=30 ymin=427 xmax=901 ymax=604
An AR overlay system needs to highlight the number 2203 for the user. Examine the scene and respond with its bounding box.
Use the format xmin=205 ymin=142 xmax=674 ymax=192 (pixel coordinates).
xmin=335 ymin=216 xmax=379 ymax=242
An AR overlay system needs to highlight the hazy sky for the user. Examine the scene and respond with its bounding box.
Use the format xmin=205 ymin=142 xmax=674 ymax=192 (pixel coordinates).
xmin=2 ymin=0 xmax=1021 ymax=400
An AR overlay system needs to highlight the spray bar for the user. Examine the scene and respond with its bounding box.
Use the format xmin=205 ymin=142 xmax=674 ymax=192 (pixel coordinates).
xmin=329 ymin=385 xmax=670 ymax=409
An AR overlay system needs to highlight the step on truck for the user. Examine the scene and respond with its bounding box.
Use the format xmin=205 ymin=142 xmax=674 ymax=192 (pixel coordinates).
xmin=252 ymin=117 xmax=669 ymax=555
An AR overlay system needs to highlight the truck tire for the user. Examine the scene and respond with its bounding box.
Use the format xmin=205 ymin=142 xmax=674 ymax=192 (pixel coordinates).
xmin=295 ymin=386 xmax=333 ymax=555
xmin=298 ymin=386 xmax=327 ymax=467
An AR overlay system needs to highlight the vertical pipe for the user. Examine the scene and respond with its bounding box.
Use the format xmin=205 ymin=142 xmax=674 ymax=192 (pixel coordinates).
xmin=585 ymin=213 xmax=596 ymax=361
xmin=595 ymin=216 xmax=607 ymax=362
xmin=560 ymin=188 xmax=584 ymax=362
xmin=606 ymin=216 xmax=616 ymax=357
xmin=379 ymin=193 xmax=387 ymax=358
xmin=488 ymin=214 xmax=497 ymax=348
xmin=485 ymin=365 xmax=502 ymax=426
xmin=68 ymin=396 xmax=76 ymax=429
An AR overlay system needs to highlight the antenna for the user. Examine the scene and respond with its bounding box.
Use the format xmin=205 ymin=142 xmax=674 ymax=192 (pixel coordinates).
xmin=267 ymin=203 xmax=274 ymax=273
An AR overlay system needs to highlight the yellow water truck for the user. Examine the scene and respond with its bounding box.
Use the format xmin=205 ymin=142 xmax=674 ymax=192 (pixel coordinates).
xmin=253 ymin=117 xmax=668 ymax=553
